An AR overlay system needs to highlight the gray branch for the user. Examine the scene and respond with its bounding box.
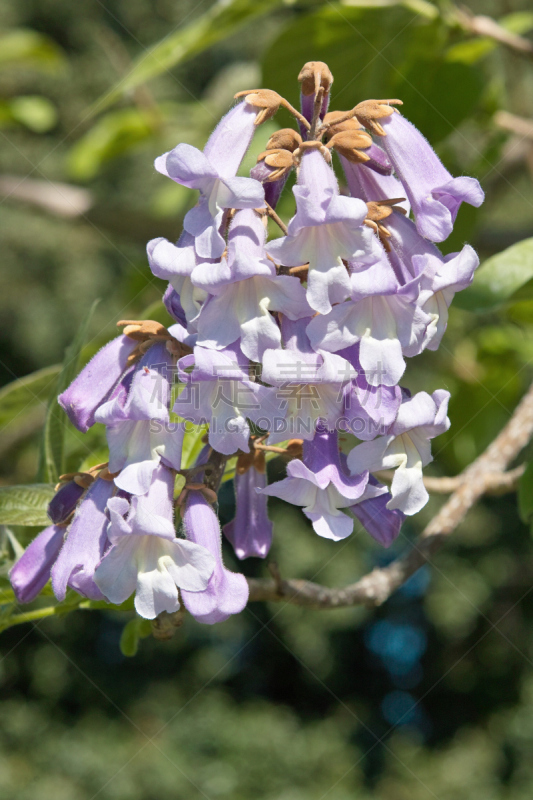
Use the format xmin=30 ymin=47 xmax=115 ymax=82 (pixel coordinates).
xmin=247 ymin=382 xmax=533 ymax=608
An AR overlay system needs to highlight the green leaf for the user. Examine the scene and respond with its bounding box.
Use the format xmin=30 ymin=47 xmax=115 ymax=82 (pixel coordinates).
xmin=0 ymin=364 xmax=60 ymax=446
xmin=68 ymin=108 xmax=155 ymax=181
xmin=519 ymin=461 xmax=533 ymax=524
xmin=92 ymin=0 xmax=282 ymax=113
xmin=0 ymin=484 xmax=55 ymax=527
xmin=38 ymin=300 xmax=99 ymax=484
xmin=8 ymin=95 xmax=58 ymax=133
xmin=0 ymin=29 xmax=65 ymax=73
xmin=393 ymin=58 xmax=483 ymax=143
xmin=120 ymin=616 xmax=152 ymax=657
xmin=455 ymin=238 xmax=533 ymax=313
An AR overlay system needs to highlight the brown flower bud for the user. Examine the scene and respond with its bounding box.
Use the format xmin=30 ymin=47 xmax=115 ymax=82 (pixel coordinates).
xmin=322 ymin=110 xmax=362 ymax=141
xmin=366 ymin=198 xmax=406 ymax=223
xmin=266 ymin=128 xmax=302 ymax=152
xmin=234 ymin=89 xmax=283 ymax=125
xmin=326 ymin=130 xmax=373 ymax=164
xmin=353 ymin=99 xmax=403 ymax=136
xmin=298 ymin=61 xmax=333 ymax=96
xmin=364 ymin=198 xmax=406 ymax=248
xmin=117 ymin=319 xmax=170 ymax=341
xmin=294 ymin=139 xmax=332 ymax=164
xmin=257 ymin=148 xmax=295 ymax=181
xmin=285 ymin=439 xmax=303 ymax=460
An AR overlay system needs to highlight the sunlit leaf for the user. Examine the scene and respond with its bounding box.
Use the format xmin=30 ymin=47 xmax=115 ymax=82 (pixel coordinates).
xmin=0 ymin=28 xmax=65 ymax=73
xmin=38 ymin=300 xmax=99 ymax=484
xmin=0 ymin=484 xmax=55 ymax=527
xmin=68 ymin=109 xmax=155 ymax=180
xmin=92 ymin=0 xmax=283 ymax=114
xmin=8 ymin=95 xmax=58 ymax=132
xmin=455 ymin=238 xmax=533 ymax=312
xmin=0 ymin=364 xmax=60 ymax=452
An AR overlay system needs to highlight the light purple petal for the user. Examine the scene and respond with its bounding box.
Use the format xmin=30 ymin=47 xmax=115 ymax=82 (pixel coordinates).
xmin=204 ymin=101 xmax=258 ymax=179
xmin=181 ymin=491 xmax=248 ymax=624
xmin=380 ymin=113 xmax=484 ymax=242
xmin=10 ymin=524 xmax=65 ymax=603
xmin=51 ymin=477 xmax=114 ymax=601
xmin=165 ymin=143 xmax=217 ymax=191
xmin=223 ymin=466 xmax=273 ymax=559
xmin=58 ymin=335 xmax=137 ymax=433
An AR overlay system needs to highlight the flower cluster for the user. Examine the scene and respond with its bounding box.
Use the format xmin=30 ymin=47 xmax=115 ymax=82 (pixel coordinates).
xmin=10 ymin=61 xmax=483 ymax=623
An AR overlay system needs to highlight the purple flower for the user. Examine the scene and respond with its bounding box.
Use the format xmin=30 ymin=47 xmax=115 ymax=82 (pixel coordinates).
xmin=379 ymin=112 xmax=484 ymax=242
xmin=51 ymin=476 xmax=115 ymax=601
xmin=147 ymin=232 xmax=208 ymax=338
xmin=181 ymin=490 xmax=249 ymax=624
xmin=260 ymin=428 xmax=369 ymax=541
xmin=261 ymin=341 xmax=354 ymax=443
xmin=307 ymin=242 xmax=431 ymax=386
xmin=338 ymin=343 xmax=402 ymax=440
xmin=58 ymin=335 xmax=138 ymax=433
xmin=155 ymin=101 xmax=264 ymax=259
xmin=192 ymin=209 xmax=311 ymax=361
xmin=95 ymin=343 xmax=184 ymax=495
xmin=339 ymin=153 xmax=410 ymax=213
xmin=266 ymin=149 xmax=380 ymax=314
xmin=223 ymin=456 xmax=273 ymax=559
xmin=47 ymin=479 xmax=85 ymax=524
xmin=347 ymin=390 xmax=450 ymax=515
xmin=174 ymin=344 xmax=276 ymax=455
xmin=385 ymin=210 xmax=479 ymax=349
xmin=94 ymin=466 xmax=214 ymax=619
xmin=250 ymin=158 xmax=288 ymax=209
xmin=10 ymin=524 xmax=65 ymax=603
xmin=348 ymin=476 xmax=404 ymax=547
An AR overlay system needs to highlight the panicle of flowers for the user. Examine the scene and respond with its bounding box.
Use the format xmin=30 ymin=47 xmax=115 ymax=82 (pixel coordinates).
xmin=10 ymin=61 xmax=483 ymax=624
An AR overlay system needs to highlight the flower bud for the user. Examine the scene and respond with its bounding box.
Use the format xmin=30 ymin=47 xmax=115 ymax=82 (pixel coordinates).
xmin=298 ymin=61 xmax=333 ymax=96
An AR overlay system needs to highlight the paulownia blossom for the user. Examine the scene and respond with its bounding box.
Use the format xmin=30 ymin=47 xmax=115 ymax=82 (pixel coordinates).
xmin=347 ymin=390 xmax=450 ymax=515
xmin=379 ymin=111 xmax=484 ymax=242
xmin=266 ymin=149 xmax=380 ymax=314
xmin=12 ymin=61 xmax=483 ymax=628
xmin=156 ymin=101 xmax=264 ymax=258
xmin=261 ymin=428 xmax=375 ymax=541
xmin=94 ymin=466 xmax=215 ymax=619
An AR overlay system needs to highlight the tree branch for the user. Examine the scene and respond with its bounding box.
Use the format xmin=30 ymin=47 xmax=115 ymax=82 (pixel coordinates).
xmin=247 ymin=382 xmax=533 ymax=608
xmin=453 ymin=7 xmax=533 ymax=60
xmin=373 ymin=464 xmax=525 ymax=496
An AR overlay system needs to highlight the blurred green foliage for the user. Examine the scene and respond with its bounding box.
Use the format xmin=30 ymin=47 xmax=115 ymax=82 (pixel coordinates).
xmin=2 ymin=0 xmax=533 ymax=796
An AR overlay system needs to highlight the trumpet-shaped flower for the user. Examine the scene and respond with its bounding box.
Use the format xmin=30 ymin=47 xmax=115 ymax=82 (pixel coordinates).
xmin=347 ymin=390 xmax=450 ymax=515
xmin=379 ymin=112 xmax=484 ymax=242
xmin=181 ymin=490 xmax=249 ymax=624
xmin=155 ymin=101 xmax=264 ymax=258
xmin=51 ymin=477 xmax=115 ymax=601
xmin=193 ymin=209 xmax=311 ymax=360
xmin=223 ymin=453 xmax=273 ymax=559
xmin=307 ymin=244 xmax=430 ymax=386
xmin=260 ymin=429 xmax=370 ymax=540
xmin=173 ymin=344 xmax=277 ymax=455
xmin=58 ymin=334 xmax=138 ymax=433
xmin=10 ymin=524 xmax=65 ymax=603
xmin=95 ymin=343 xmax=184 ymax=495
xmin=94 ymin=466 xmax=215 ymax=619
xmin=266 ymin=149 xmax=380 ymax=314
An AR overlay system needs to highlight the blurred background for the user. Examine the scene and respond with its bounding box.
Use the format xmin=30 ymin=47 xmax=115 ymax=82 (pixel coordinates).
xmin=2 ymin=0 xmax=533 ymax=797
